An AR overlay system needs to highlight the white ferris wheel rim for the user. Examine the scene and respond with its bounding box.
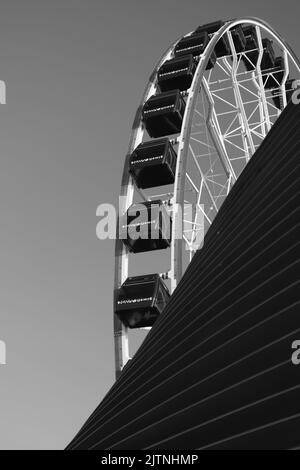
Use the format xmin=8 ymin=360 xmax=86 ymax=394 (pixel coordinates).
xmin=113 ymin=16 xmax=300 ymax=377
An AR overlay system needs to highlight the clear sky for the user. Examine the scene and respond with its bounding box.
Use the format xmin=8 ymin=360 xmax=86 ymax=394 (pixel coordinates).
xmin=0 ymin=0 xmax=299 ymax=450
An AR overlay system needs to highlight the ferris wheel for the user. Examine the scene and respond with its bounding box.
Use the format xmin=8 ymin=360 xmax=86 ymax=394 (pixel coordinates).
xmin=113 ymin=17 xmax=300 ymax=379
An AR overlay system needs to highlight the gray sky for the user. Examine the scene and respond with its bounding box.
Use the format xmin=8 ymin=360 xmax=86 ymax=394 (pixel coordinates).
xmin=0 ymin=0 xmax=299 ymax=450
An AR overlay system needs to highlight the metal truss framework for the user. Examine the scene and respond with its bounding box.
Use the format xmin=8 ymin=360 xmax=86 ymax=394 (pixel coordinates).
xmin=114 ymin=17 xmax=300 ymax=378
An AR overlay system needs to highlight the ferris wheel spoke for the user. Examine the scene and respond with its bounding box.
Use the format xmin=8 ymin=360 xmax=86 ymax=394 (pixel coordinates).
xmin=253 ymin=26 xmax=272 ymax=132
xmin=189 ymin=144 xmax=219 ymax=213
xmin=202 ymin=77 xmax=237 ymax=181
